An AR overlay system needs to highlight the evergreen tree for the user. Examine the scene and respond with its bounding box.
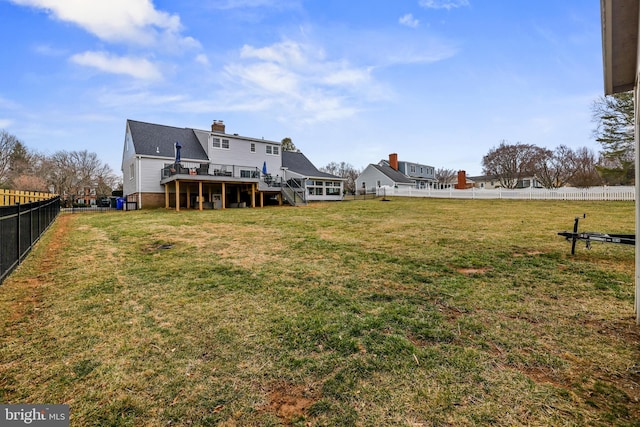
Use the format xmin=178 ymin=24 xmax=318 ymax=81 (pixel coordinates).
xmin=281 ymin=137 xmax=297 ymax=152
xmin=592 ymin=91 xmax=635 ymax=184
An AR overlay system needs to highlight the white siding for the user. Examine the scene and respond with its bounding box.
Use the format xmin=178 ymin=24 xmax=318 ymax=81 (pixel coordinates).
xmin=139 ymin=158 xmax=168 ymax=193
xmin=209 ymin=134 xmax=281 ymax=174
xmin=355 ymin=165 xmax=412 ymax=193
xmin=122 ymin=157 xmax=136 ymax=197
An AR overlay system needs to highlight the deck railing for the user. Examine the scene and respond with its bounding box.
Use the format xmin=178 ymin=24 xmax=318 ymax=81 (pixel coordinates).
xmin=161 ymin=163 xmax=261 ymax=179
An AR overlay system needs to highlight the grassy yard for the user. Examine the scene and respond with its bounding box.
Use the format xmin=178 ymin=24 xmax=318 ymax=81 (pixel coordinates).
xmin=1 ymin=198 xmax=639 ymax=426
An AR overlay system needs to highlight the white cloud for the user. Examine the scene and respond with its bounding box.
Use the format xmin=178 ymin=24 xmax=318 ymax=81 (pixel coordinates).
xmin=9 ymin=0 xmax=197 ymax=48
xmin=33 ymin=44 xmax=68 ymax=57
xmin=195 ymin=54 xmax=210 ymax=66
xmin=0 ymin=119 xmax=14 ymax=128
xmin=419 ymin=0 xmax=470 ymax=10
xmin=225 ymin=62 xmax=299 ymax=94
xmin=209 ymin=0 xmax=299 ymax=10
xmin=240 ymin=41 xmax=311 ymax=66
xmin=70 ymin=51 xmax=163 ymax=81
xmin=399 ymin=13 xmax=419 ymax=28
xmin=223 ymin=39 xmax=383 ymax=123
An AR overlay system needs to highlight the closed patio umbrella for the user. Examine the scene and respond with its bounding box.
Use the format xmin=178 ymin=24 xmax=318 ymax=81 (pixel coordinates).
xmin=175 ymin=141 xmax=182 ymax=164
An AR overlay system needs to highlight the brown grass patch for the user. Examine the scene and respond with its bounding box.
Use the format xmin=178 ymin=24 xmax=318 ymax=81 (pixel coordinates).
xmin=457 ymin=267 xmax=490 ymax=275
xmin=261 ymin=382 xmax=318 ymax=424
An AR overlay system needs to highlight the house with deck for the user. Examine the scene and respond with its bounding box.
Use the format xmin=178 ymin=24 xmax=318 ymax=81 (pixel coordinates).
xmin=121 ymin=119 xmax=343 ymax=210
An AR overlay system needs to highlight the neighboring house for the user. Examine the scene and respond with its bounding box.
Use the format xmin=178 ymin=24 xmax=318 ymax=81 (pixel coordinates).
xmin=396 ymin=156 xmax=436 ymax=189
xmin=76 ymin=187 xmax=97 ymax=205
xmin=355 ymin=154 xmax=415 ymax=194
xmin=282 ymin=151 xmax=344 ymax=202
xmin=122 ymin=119 xmax=340 ymax=209
xmin=468 ymin=174 xmax=543 ymax=189
xmin=600 ymin=0 xmax=640 ymax=322
xmin=59 ymin=186 xmax=99 ymax=207
xmin=467 ymin=175 xmax=497 ymax=189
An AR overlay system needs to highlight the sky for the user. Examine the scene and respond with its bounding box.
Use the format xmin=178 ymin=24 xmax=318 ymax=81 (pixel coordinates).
xmin=0 ymin=0 xmax=605 ymax=177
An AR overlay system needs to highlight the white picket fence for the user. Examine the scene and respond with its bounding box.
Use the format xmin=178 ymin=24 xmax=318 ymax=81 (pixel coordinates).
xmin=375 ymin=186 xmax=636 ymax=201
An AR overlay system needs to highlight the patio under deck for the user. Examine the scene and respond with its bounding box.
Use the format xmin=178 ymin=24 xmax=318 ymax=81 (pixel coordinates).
xmin=160 ymin=172 xmax=282 ymax=211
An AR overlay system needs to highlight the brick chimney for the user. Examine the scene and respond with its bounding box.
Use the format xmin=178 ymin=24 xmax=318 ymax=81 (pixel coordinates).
xmin=455 ymin=170 xmax=466 ymax=189
xmin=389 ymin=153 xmax=398 ymax=171
xmin=211 ymin=120 xmax=225 ymax=133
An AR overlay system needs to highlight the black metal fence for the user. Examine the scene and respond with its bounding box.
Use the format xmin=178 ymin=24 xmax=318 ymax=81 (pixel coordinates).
xmin=0 ymin=196 xmax=60 ymax=284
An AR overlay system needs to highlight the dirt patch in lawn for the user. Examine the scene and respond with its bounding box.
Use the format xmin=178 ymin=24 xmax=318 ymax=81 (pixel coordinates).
xmin=6 ymin=213 xmax=73 ymax=323
xmin=261 ymin=383 xmax=318 ymax=424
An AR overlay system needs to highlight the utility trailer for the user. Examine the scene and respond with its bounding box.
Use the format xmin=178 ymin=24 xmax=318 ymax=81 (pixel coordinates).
xmin=557 ymin=215 xmax=634 ymax=255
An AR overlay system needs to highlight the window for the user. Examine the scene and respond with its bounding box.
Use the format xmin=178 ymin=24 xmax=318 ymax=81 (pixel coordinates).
xmin=410 ymin=165 xmax=416 ymax=173
xmin=266 ymin=146 xmax=272 ymax=154
xmin=250 ymin=143 xmax=255 ymax=152
xmin=129 ymin=164 xmax=134 ymax=180
xmin=326 ymin=187 xmax=340 ymax=195
xmin=273 ymin=146 xmax=279 ymax=155
xmin=266 ymin=145 xmax=279 ymax=155
xmin=213 ymin=138 xmax=229 ymax=149
xmin=240 ymin=170 xmax=252 ymax=178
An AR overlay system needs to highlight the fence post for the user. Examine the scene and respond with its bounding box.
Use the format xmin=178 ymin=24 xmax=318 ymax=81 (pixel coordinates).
xmin=16 ymin=203 xmax=21 ymax=265
xmin=29 ymin=202 xmax=33 ymax=252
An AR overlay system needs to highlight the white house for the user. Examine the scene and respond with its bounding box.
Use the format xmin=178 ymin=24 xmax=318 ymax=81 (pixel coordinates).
xmin=355 ymin=154 xmax=416 ymax=194
xmin=282 ymin=151 xmax=345 ymax=202
xmin=121 ymin=119 xmax=341 ymax=209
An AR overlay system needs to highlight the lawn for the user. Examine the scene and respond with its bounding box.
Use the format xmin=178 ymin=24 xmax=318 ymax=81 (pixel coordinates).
xmin=1 ymin=198 xmax=639 ymax=426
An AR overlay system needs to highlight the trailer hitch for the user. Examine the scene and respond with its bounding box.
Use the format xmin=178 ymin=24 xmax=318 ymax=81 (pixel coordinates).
xmin=557 ymin=215 xmax=634 ymax=255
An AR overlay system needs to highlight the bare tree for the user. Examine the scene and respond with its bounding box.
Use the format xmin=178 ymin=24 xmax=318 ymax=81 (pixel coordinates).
xmin=0 ymin=130 xmax=20 ymax=186
xmin=482 ymin=141 xmax=546 ymax=189
xmin=320 ymin=161 xmax=360 ymax=194
xmin=570 ymin=147 xmax=602 ymax=188
xmin=46 ymin=150 xmax=118 ymax=205
xmin=533 ymin=145 xmax=575 ymax=189
xmin=11 ymin=174 xmax=49 ymax=192
xmin=434 ymin=168 xmax=457 ymax=187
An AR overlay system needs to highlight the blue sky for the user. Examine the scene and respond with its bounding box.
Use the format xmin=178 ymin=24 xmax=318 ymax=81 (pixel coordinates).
xmin=0 ymin=0 xmax=603 ymax=177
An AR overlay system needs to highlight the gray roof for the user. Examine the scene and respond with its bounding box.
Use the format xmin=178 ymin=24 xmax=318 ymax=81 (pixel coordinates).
xmin=371 ymin=162 xmax=414 ymax=184
xmin=127 ymin=119 xmax=208 ymax=161
xmin=282 ymin=151 xmax=341 ymax=179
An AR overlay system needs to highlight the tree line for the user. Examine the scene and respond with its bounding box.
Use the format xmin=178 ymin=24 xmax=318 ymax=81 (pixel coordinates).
xmin=481 ymin=91 xmax=635 ymax=189
xmin=481 ymin=142 xmax=601 ymax=189
xmin=0 ymin=130 xmax=120 ymax=205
